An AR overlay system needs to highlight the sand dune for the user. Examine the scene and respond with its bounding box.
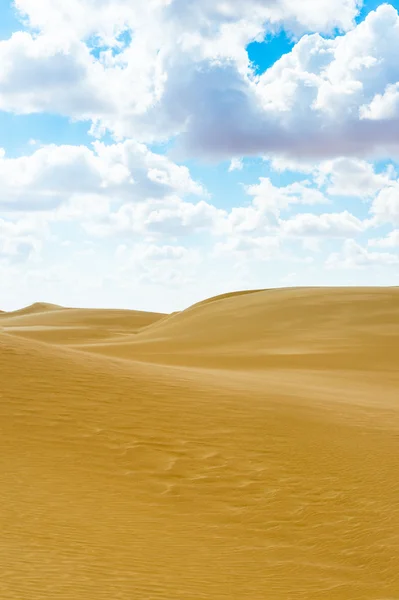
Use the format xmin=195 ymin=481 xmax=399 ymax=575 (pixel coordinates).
xmin=79 ymin=287 xmax=399 ymax=371
xmin=0 ymin=306 xmax=165 ymax=345
xmin=2 ymin=301 xmax=66 ymax=316
xmin=1 ymin=287 xmax=398 ymax=599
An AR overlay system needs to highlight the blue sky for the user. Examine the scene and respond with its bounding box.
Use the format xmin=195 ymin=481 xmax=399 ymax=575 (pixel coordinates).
xmin=0 ymin=0 xmax=20 ymax=40
xmin=0 ymin=0 xmax=398 ymax=312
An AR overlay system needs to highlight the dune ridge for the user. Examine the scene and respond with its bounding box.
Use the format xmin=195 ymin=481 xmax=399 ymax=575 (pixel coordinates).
xmin=1 ymin=301 xmax=65 ymax=316
xmin=76 ymin=287 xmax=399 ymax=371
xmin=0 ymin=306 xmax=166 ymax=345
xmin=0 ymin=287 xmax=398 ymax=599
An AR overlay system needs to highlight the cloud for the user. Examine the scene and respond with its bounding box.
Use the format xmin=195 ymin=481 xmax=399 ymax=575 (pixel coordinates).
xmin=317 ymin=158 xmax=396 ymax=197
xmin=0 ymin=140 xmax=205 ymax=212
xmin=371 ymin=182 xmax=399 ymax=225
xmin=185 ymin=3 xmax=399 ymax=162
xmin=0 ymin=217 xmax=43 ymax=262
xmin=84 ymin=196 xmax=225 ymax=238
xmin=368 ymin=229 xmax=399 ymax=247
xmin=280 ymin=211 xmax=367 ymax=237
xmin=246 ymin=177 xmax=328 ymax=212
xmin=213 ymin=232 xmax=316 ymax=266
xmin=267 ymin=156 xmax=398 ymax=205
xmin=360 ymin=82 xmax=399 ymax=121
xmin=14 ymin=0 xmax=360 ymax=44
xmin=228 ymin=157 xmax=243 ymax=172
xmin=116 ymin=242 xmax=197 ymax=263
xmin=223 ymin=177 xmax=330 ymax=235
xmin=326 ymin=238 xmax=399 ymax=268
xmin=147 ymin=4 xmax=399 ymax=161
xmin=5 ymin=0 xmax=394 ymax=164
xmin=115 ymin=241 xmax=201 ymax=287
xmin=214 ymin=234 xmax=280 ymax=260
xmin=0 ymin=32 xmax=111 ymax=117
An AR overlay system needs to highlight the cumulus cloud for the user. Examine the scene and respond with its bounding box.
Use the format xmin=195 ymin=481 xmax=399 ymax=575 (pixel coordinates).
xmin=8 ymin=1 xmax=399 ymax=163
xmin=128 ymin=4 xmax=399 ymax=160
xmin=0 ymin=33 xmax=111 ymax=117
xmin=206 ymin=4 xmax=399 ymax=162
xmin=326 ymin=238 xmax=399 ymax=268
xmin=115 ymin=240 xmax=201 ymax=287
xmin=371 ymin=183 xmax=399 ymax=225
xmin=247 ymin=177 xmax=328 ymax=213
xmin=84 ymin=196 xmax=225 ymax=238
xmin=360 ymin=83 xmax=399 ymax=121
xmin=116 ymin=242 xmax=198 ymax=264
xmin=0 ymin=140 xmax=204 ymax=212
xmin=222 ymin=177 xmax=330 ymax=235
xmin=0 ymin=217 xmax=43 ymax=262
xmin=280 ymin=211 xmax=367 ymax=237
xmin=368 ymin=229 xmax=399 ymax=247
xmin=1 ymin=139 xmax=396 ymax=262
xmin=14 ymin=0 xmax=360 ymax=43
xmin=317 ymin=158 xmax=396 ymax=197
xmin=214 ymin=234 xmax=280 ymax=261
xmin=229 ymin=158 xmax=244 ymax=172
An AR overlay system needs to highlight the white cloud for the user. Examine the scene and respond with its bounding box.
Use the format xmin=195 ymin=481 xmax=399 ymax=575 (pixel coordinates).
xmin=268 ymin=157 xmax=399 ymax=206
xmin=280 ymin=211 xmax=367 ymax=237
xmin=371 ymin=182 xmax=399 ymax=225
xmin=266 ymin=155 xmax=315 ymax=174
xmin=116 ymin=242 xmax=198 ymax=264
xmin=81 ymin=195 xmax=226 ymax=238
xmin=360 ymin=83 xmax=399 ymax=120
xmin=0 ymin=217 xmax=44 ymax=262
xmin=6 ymin=1 xmax=398 ymax=164
xmin=173 ymin=4 xmax=399 ymax=161
xmin=229 ymin=157 xmax=243 ymax=172
xmin=0 ymin=32 xmax=111 ymax=117
xmin=318 ymin=158 xmax=396 ymax=197
xmin=14 ymin=0 xmax=360 ymax=44
xmin=115 ymin=240 xmax=201 ymax=287
xmin=214 ymin=234 xmax=280 ymax=260
xmin=246 ymin=177 xmax=328 ymax=213
xmin=0 ymin=140 xmax=205 ymax=212
xmin=368 ymin=229 xmax=399 ymax=247
xmin=326 ymin=238 xmax=399 ymax=268
xmin=223 ymin=177 xmax=329 ymax=235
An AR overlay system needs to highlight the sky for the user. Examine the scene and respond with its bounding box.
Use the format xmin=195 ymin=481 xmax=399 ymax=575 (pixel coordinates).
xmin=1 ymin=0 xmax=399 ymax=312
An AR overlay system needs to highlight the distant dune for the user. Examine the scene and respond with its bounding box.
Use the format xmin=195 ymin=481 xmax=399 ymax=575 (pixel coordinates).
xmin=81 ymin=287 xmax=399 ymax=371
xmin=1 ymin=287 xmax=398 ymax=599
xmin=0 ymin=306 xmax=165 ymax=345
xmin=1 ymin=301 xmax=65 ymax=317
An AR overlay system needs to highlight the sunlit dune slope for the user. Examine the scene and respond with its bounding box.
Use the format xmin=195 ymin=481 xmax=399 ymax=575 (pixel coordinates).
xmin=1 ymin=327 xmax=399 ymax=599
xmin=1 ymin=301 xmax=65 ymax=316
xmin=0 ymin=306 xmax=165 ymax=345
xmin=189 ymin=288 xmax=263 ymax=309
xmin=82 ymin=287 xmax=399 ymax=370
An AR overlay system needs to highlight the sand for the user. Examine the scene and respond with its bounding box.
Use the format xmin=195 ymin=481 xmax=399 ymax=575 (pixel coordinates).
xmin=0 ymin=287 xmax=398 ymax=599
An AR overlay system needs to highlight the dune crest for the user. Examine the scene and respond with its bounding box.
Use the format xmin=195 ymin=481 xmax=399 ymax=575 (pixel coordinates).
xmin=2 ymin=301 xmax=65 ymax=316
xmin=80 ymin=287 xmax=399 ymax=371
xmin=1 ymin=287 xmax=398 ymax=599
xmin=0 ymin=306 xmax=165 ymax=345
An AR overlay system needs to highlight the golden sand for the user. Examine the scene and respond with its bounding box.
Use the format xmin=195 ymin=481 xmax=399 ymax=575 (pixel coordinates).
xmin=1 ymin=287 xmax=398 ymax=599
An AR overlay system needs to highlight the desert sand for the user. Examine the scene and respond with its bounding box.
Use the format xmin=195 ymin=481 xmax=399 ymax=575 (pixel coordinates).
xmin=0 ymin=287 xmax=398 ymax=599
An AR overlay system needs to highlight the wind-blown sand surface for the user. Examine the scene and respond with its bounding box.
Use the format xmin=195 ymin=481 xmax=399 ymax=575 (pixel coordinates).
xmin=1 ymin=287 xmax=398 ymax=599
